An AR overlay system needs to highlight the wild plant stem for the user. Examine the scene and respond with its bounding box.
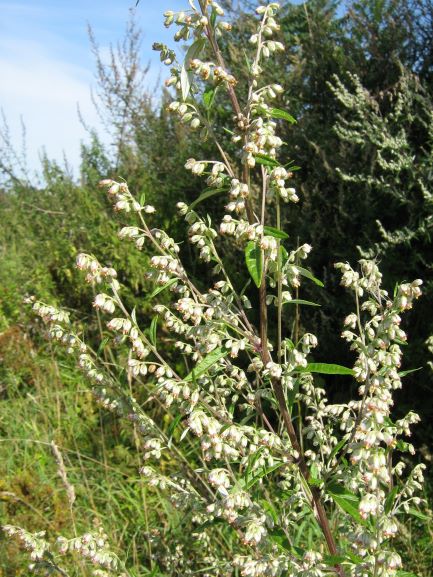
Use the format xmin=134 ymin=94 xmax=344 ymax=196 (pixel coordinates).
xmin=276 ymin=198 xmax=282 ymax=364
xmin=197 ymin=3 xmax=343 ymax=572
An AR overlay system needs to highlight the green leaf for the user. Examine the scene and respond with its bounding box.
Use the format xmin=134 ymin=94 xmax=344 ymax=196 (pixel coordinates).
xmin=245 ymin=241 xmax=263 ymax=288
xmin=243 ymin=49 xmax=252 ymax=73
xmin=189 ymin=187 xmax=228 ymax=210
xmin=300 ymin=363 xmax=355 ymax=376
xmin=210 ymin=7 xmax=217 ymax=28
xmin=323 ymin=555 xmax=349 ymax=566
xmin=396 ymin=439 xmax=413 ymax=453
xmin=398 ymin=367 xmax=422 ymax=377
xmin=385 ymin=486 xmax=399 ymax=514
xmin=167 ymin=414 xmax=183 ymax=439
xmin=263 ymin=226 xmax=289 ymax=239
xmin=244 ymin=446 xmax=265 ymax=484
xmin=269 ymin=108 xmax=297 ymax=124
xmin=284 ymin=299 xmax=321 ymax=307
xmin=180 ymin=66 xmax=191 ymax=102
xmin=149 ymin=316 xmax=158 ymax=347
xmin=131 ymin=307 xmax=137 ymax=324
xmin=259 ymin=499 xmax=278 ymax=524
xmin=327 ymin=480 xmax=363 ymax=524
xmin=254 ymin=153 xmax=280 ymax=167
xmin=329 ymin=436 xmax=349 ymax=460
xmin=184 ymin=347 xmax=227 ymax=382
xmin=203 ymin=88 xmax=216 ymax=109
xmin=397 ymin=572 xmax=420 ymax=577
xmin=181 ymin=38 xmax=206 ymax=100
xmin=244 ymin=461 xmax=285 ymax=490
xmin=308 ymin=462 xmax=322 ymax=487
xmin=148 ymin=278 xmax=178 ymax=299
xmin=346 ymin=552 xmax=364 ymax=565
xmin=296 ymin=266 xmax=324 ymax=287
xmin=268 ymin=528 xmax=291 ymax=552
xmin=97 ymin=337 xmax=110 ymax=354
xmin=286 ymin=377 xmax=300 ymax=411
xmin=407 ymin=508 xmax=430 ymax=521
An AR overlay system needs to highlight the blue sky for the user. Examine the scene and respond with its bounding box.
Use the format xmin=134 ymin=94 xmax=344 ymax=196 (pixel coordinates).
xmin=0 ymin=0 xmax=186 ymax=175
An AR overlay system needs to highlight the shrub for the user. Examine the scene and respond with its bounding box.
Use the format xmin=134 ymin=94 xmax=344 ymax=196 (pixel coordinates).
xmin=2 ymin=2 xmax=428 ymax=577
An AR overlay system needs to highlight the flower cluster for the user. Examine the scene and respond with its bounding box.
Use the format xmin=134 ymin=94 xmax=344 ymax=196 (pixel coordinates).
xmin=57 ymin=528 xmax=120 ymax=571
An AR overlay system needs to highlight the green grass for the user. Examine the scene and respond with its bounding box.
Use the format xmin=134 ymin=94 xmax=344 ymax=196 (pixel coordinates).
xmin=0 ymin=326 xmax=158 ymax=575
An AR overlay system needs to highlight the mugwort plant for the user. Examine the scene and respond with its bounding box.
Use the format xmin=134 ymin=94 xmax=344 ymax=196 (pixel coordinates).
xmin=4 ymin=2 xmax=426 ymax=576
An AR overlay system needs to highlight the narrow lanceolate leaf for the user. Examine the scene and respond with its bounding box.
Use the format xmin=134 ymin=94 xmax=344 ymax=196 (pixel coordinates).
xmin=210 ymin=7 xmax=217 ymax=28
xmin=296 ymin=266 xmax=324 ymax=287
xmin=189 ymin=187 xmax=228 ymax=210
xmin=407 ymin=508 xmax=430 ymax=521
xmin=180 ymin=66 xmax=191 ymax=101
xmin=323 ymin=555 xmax=350 ymax=566
xmin=384 ymin=486 xmax=399 ymax=514
xmin=184 ymin=347 xmax=227 ymax=382
xmin=396 ymin=572 xmax=421 ymax=577
xmin=203 ymin=88 xmax=216 ymax=109
xmin=254 ymin=153 xmax=281 ymax=167
xmin=398 ymin=367 xmax=422 ymax=377
xmin=269 ymin=108 xmax=297 ymax=124
xmin=245 ymin=241 xmax=263 ymax=288
xmin=167 ymin=414 xmax=183 ymax=440
xmin=300 ymin=363 xmax=355 ymax=376
xmin=97 ymin=337 xmax=110 ymax=354
xmin=284 ymin=299 xmax=321 ymax=307
xmin=327 ymin=480 xmax=364 ymax=524
xmin=244 ymin=461 xmax=285 ymax=490
xmin=148 ymin=278 xmax=178 ymax=299
xmin=268 ymin=528 xmax=291 ymax=553
xmin=181 ymin=38 xmax=206 ymax=100
xmin=263 ymin=226 xmax=289 ymax=239
xmin=329 ymin=436 xmax=349 ymax=460
xmin=149 ymin=316 xmax=158 ymax=347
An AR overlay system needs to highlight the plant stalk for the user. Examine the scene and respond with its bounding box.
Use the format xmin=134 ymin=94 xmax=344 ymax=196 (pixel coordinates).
xmin=197 ymin=3 xmax=343 ymax=573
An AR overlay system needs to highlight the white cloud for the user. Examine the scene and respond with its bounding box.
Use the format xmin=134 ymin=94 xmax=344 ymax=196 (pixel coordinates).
xmin=0 ymin=0 xmax=186 ymax=178
xmin=0 ymin=36 xmax=102 ymax=177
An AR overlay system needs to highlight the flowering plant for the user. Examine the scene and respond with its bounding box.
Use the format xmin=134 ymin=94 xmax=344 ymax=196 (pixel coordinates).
xmin=4 ymin=2 xmax=426 ymax=577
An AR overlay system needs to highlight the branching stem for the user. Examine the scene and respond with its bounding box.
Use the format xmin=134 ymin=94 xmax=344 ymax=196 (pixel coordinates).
xmin=196 ymin=3 xmax=343 ymax=572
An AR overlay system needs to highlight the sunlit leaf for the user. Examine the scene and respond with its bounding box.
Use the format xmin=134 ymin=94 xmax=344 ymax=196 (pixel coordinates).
xmin=254 ymin=153 xmax=280 ymax=167
xmin=245 ymin=241 xmax=263 ymax=288
xmin=184 ymin=347 xmax=227 ymax=382
xmin=263 ymin=226 xmax=289 ymax=239
xmin=284 ymin=299 xmax=321 ymax=307
xmin=181 ymin=38 xmax=206 ymax=100
xmin=269 ymin=108 xmax=297 ymax=123
xmin=296 ymin=266 xmax=324 ymax=287
xmin=203 ymin=88 xmax=216 ymax=109
xmin=329 ymin=436 xmax=349 ymax=460
xmin=189 ymin=187 xmax=228 ymax=210
xmin=407 ymin=508 xmax=430 ymax=521
xmin=149 ymin=316 xmax=158 ymax=346
xmin=385 ymin=486 xmax=399 ymax=514
xmin=398 ymin=367 xmax=422 ymax=377
xmin=243 ymin=461 xmax=285 ymax=490
xmin=299 ymin=363 xmax=355 ymax=375
xmin=327 ymin=480 xmax=364 ymax=524
xmin=148 ymin=278 xmax=178 ymax=299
